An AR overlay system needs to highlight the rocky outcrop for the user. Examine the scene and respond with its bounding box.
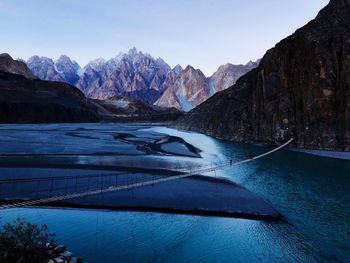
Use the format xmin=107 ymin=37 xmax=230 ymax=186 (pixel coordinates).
xmin=47 ymin=243 xmax=84 ymax=263
xmin=173 ymin=0 xmax=350 ymax=151
xmin=0 ymin=53 xmax=36 ymax=79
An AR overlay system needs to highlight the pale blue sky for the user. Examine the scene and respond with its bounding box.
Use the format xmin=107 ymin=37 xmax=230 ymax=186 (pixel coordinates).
xmin=0 ymin=0 xmax=329 ymax=75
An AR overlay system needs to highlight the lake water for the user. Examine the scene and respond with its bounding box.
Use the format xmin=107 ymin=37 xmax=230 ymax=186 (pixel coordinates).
xmin=0 ymin=123 xmax=349 ymax=262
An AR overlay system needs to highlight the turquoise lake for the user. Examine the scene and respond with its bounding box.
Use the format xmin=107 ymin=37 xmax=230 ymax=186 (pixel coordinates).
xmin=0 ymin=123 xmax=349 ymax=262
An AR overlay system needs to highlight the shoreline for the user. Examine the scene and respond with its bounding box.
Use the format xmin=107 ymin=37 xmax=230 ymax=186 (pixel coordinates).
xmin=287 ymin=147 xmax=350 ymax=161
xmin=0 ymin=202 xmax=282 ymax=222
xmin=170 ymin=126 xmax=350 ymax=161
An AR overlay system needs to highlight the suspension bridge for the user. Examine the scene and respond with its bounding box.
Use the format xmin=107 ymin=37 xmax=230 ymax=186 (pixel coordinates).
xmin=0 ymin=138 xmax=294 ymax=211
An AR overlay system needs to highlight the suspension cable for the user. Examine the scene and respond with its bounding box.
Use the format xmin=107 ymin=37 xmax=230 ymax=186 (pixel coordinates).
xmin=0 ymin=139 xmax=294 ymax=210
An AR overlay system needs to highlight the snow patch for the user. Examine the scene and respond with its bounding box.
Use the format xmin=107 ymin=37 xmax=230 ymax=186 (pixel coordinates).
xmin=178 ymin=96 xmax=193 ymax=112
xmin=208 ymin=79 xmax=216 ymax=96
xmin=53 ymin=64 xmax=63 ymax=74
xmin=77 ymin=67 xmax=84 ymax=77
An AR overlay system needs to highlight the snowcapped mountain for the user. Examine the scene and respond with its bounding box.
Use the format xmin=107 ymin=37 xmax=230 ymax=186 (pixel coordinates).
xmin=26 ymin=55 xmax=82 ymax=85
xmin=77 ymin=48 xmax=172 ymax=104
xmin=25 ymin=49 xmax=259 ymax=111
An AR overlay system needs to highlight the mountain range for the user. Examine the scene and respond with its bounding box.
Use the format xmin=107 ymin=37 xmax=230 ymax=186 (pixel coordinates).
xmin=173 ymin=0 xmax=350 ymax=151
xmin=25 ymin=48 xmax=259 ymax=111
xmin=0 ymin=54 xmax=181 ymax=123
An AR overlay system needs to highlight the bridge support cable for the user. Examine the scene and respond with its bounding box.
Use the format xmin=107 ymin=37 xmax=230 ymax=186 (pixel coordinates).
xmin=0 ymin=139 xmax=293 ymax=210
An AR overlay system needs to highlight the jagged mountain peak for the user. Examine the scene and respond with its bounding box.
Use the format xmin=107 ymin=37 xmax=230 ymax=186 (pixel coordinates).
xmin=182 ymin=65 xmax=206 ymax=76
xmin=57 ymin=54 xmax=71 ymax=61
xmin=77 ymin=49 xmax=172 ymax=104
xmin=155 ymin=60 xmax=259 ymax=111
xmin=55 ymin=55 xmax=81 ymax=68
xmin=172 ymin=64 xmax=183 ymax=73
xmin=245 ymin=59 xmax=259 ymax=67
xmin=27 ymin=55 xmax=82 ymax=85
xmin=27 ymin=55 xmax=54 ymax=64
xmin=155 ymin=65 xmax=210 ymax=111
xmin=85 ymin=58 xmax=106 ymax=70
xmin=183 ymin=65 xmax=195 ymax=72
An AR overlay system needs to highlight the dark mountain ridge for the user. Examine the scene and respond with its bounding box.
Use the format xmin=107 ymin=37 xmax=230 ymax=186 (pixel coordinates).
xmin=0 ymin=69 xmax=99 ymax=123
xmin=173 ymin=0 xmax=350 ymax=151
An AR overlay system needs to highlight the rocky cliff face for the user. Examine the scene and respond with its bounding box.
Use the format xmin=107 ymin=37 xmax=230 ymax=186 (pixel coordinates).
xmin=173 ymin=0 xmax=350 ymax=151
xmin=27 ymin=55 xmax=82 ymax=85
xmin=0 ymin=53 xmax=36 ymax=79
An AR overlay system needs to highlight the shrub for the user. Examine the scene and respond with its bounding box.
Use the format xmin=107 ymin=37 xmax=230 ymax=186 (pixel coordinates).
xmin=0 ymin=217 xmax=56 ymax=263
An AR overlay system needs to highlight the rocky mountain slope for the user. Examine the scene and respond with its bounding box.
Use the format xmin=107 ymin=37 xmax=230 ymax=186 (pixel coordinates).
xmin=25 ymin=48 xmax=258 ymax=110
xmin=0 ymin=53 xmax=36 ymax=79
xmin=77 ymin=48 xmax=172 ymax=104
xmin=155 ymin=66 xmax=210 ymax=111
xmin=156 ymin=60 xmax=260 ymax=111
xmin=173 ymin=0 xmax=350 ymax=151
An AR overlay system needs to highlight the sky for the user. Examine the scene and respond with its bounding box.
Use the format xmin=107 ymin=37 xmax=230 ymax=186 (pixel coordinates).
xmin=0 ymin=0 xmax=329 ymax=76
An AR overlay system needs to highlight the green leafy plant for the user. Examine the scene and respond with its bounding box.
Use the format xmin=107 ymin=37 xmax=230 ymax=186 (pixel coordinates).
xmin=0 ymin=217 xmax=56 ymax=263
